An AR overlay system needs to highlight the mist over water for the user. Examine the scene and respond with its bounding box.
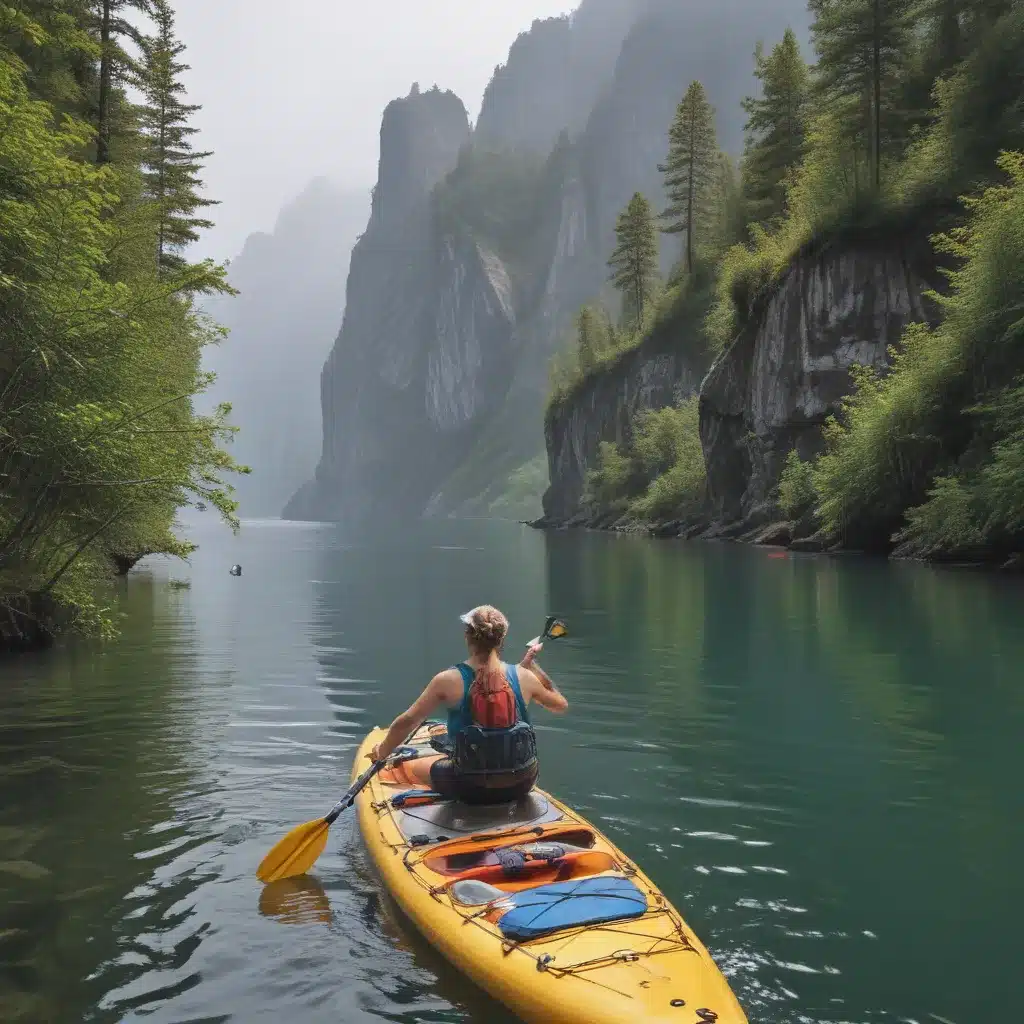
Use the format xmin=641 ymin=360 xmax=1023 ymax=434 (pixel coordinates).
xmin=2 ymin=520 xmax=1020 ymax=1023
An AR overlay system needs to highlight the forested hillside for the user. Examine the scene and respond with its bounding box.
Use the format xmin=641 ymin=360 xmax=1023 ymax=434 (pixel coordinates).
xmin=0 ymin=1 xmax=241 ymax=648
xmin=543 ymin=0 xmax=1024 ymax=566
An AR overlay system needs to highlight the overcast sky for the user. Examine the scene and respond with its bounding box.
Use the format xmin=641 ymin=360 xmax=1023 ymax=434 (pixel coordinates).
xmin=171 ymin=1 xmax=578 ymax=261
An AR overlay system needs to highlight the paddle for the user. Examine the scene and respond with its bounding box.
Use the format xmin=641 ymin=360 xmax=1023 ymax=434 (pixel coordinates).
xmin=256 ymin=615 xmax=569 ymax=885
xmin=256 ymin=749 xmax=417 ymax=883
xmin=527 ymin=616 xmax=568 ymax=648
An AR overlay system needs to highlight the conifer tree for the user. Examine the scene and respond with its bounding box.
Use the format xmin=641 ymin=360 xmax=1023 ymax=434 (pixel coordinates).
xmin=137 ymin=0 xmax=215 ymax=270
xmin=659 ymin=81 xmax=719 ymax=274
xmin=809 ymin=0 xmax=915 ymax=191
xmin=93 ymin=0 xmax=150 ymax=164
xmin=741 ymin=28 xmax=809 ymax=226
xmin=575 ymin=306 xmax=605 ymax=373
xmin=608 ymin=192 xmax=659 ymax=330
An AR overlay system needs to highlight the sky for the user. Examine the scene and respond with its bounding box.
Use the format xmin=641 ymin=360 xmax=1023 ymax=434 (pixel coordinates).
xmin=171 ymin=0 xmax=579 ymax=262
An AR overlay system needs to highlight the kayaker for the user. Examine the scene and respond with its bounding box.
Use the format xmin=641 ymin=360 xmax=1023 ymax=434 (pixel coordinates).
xmin=368 ymin=605 xmax=568 ymax=804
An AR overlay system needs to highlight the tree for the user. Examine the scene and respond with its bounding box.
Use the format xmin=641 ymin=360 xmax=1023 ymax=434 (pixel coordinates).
xmin=575 ymin=306 xmax=611 ymax=373
xmin=741 ymin=28 xmax=809 ymax=226
xmin=809 ymin=0 xmax=915 ymax=191
xmin=0 ymin=10 xmax=244 ymax=641
xmin=137 ymin=0 xmax=215 ymax=270
xmin=659 ymin=81 xmax=719 ymax=273
xmin=608 ymin=192 xmax=659 ymax=329
xmin=93 ymin=0 xmax=150 ymax=164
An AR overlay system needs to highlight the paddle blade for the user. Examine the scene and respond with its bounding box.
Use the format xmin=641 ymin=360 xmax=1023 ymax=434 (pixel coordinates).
xmin=545 ymin=618 xmax=568 ymax=639
xmin=257 ymin=818 xmax=330 ymax=884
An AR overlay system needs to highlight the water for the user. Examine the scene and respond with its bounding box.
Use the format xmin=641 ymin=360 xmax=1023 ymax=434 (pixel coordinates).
xmin=1 ymin=519 xmax=1022 ymax=1024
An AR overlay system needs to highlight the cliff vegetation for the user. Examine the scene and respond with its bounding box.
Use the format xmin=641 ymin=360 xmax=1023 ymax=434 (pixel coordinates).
xmin=547 ymin=1 xmax=1024 ymax=564
xmin=0 ymin=1 xmax=243 ymax=650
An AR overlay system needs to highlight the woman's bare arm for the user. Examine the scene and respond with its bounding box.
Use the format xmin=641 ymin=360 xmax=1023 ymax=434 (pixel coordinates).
xmin=370 ymin=672 xmax=456 ymax=761
xmin=518 ymin=659 xmax=569 ymax=713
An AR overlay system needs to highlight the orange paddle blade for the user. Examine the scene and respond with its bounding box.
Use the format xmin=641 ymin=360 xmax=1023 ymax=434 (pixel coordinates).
xmin=256 ymin=818 xmax=330 ymax=884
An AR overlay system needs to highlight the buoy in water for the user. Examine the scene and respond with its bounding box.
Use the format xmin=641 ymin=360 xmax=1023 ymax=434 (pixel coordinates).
xmin=230 ymin=564 xmax=242 ymax=576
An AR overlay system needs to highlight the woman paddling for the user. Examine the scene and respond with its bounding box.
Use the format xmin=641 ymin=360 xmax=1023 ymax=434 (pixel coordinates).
xmin=368 ymin=605 xmax=568 ymax=805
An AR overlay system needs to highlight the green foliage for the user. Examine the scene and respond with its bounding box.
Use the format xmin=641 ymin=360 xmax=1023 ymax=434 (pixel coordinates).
xmin=659 ymin=80 xmax=719 ymax=273
xmin=137 ymin=0 xmax=217 ymax=271
xmin=777 ymin=449 xmax=817 ymax=519
xmin=575 ymin=304 xmax=612 ymax=374
xmin=607 ymin=192 xmax=659 ymax=329
xmin=809 ymin=0 xmax=916 ymax=191
xmin=0 ymin=7 xmax=244 ymax=640
xmin=894 ymin=5 xmax=1024 ymax=207
xmin=741 ymin=28 xmax=809 ymax=227
xmin=811 ymin=152 xmax=1024 ymax=554
xmin=584 ymin=398 xmax=707 ymax=521
xmin=628 ymin=399 xmax=706 ymax=520
xmin=586 ymin=440 xmax=635 ymax=511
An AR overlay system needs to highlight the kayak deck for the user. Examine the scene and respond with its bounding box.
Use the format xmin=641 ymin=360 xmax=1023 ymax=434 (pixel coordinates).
xmin=353 ymin=722 xmax=748 ymax=1024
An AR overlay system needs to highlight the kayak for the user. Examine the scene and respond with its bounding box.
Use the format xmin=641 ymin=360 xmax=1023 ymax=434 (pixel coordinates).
xmin=353 ymin=722 xmax=749 ymax=1024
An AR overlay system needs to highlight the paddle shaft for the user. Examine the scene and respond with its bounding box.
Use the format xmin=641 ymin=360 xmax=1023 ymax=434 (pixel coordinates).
xmin=324 ymin=743 xmax=422 ymax=825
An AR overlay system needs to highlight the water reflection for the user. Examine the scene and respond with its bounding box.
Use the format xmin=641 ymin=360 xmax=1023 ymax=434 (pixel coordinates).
xmin=258 ymin=876 xmax=333 ymax=926
xmin=1 ymin=522 xmax=1021 ymax=1024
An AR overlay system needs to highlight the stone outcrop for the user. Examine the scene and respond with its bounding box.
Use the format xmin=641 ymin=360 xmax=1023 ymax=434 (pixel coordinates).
xmin=699 ymin=235 xmax=942 ymax=529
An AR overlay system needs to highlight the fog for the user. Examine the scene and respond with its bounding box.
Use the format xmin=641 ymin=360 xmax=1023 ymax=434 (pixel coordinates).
xmin=172 ymin=0 xmax=579 ymax=261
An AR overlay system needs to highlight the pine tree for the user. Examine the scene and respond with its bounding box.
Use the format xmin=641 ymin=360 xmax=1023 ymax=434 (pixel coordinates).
xmin=93 ymin=0 xmax=150 ymax=164
xmin=659 ymin=81 xmax=719 ymax=274
xmin=575 ymin=306 xmax=605 ymax=373
xmin=809 ymin=0 xmax=915 ymax=191
xmin=608 ymin=192 xmax=659 ymax=330
xmin=137 ymin=0 xmax=215 ymax=270
xmin=713 ymin=152 xmax=746 ymax=253
xmin=741 ymin=28 xmax=809 ymax=226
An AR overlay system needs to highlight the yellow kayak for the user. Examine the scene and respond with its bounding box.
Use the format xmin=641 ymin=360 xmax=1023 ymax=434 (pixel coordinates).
xmin=353 ymin=722 xmax=749 ymax=1024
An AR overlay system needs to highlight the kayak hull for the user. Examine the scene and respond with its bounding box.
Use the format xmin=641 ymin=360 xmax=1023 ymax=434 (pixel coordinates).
xmin=353 ymin=724 xmax=748 ymax=1024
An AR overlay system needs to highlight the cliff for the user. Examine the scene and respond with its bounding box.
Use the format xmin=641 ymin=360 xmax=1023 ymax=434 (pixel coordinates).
xmin=537 ymin=228 xmax=946 ymax=541
xmin=699 ymin=233 xmax=944 ymax=534
xmin=541 ymin=286 xmax=713 ymax=522
xmin=200 ymin=179 xmax=369 ymax=518
xmin=288 ymin=0 xmax=810 ymax=525
xmin=284 ymin=86 xmax=475 ymax=522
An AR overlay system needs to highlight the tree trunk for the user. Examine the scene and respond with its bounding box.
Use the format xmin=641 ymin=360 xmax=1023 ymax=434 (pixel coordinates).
xmin=97 ymin=0 xmax=113 ymax=165
xmin=686 ymin=109 xmax=695 ymax=274
xmin=872 ymin=0 xmax=882 ymax=190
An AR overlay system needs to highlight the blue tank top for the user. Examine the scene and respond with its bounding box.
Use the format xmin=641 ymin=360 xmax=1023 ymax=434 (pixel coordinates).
xmin=447 ymin=662 xmax=530 ymax=738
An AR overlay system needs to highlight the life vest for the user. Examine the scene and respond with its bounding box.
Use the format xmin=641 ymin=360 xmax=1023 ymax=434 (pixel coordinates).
xmin=448 ymin=663 xmax=538 ymax=778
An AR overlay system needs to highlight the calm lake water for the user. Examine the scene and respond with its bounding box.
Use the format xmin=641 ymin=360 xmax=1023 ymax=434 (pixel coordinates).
xmin=2 ymin=518 xmax=1022 ymax=1024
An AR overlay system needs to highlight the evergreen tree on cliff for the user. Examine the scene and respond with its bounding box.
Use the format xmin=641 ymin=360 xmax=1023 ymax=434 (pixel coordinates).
xmin=608 ymin=192 xmax=659 ymax=330
xmin=659 ymin=81 xmax=718 ymax=274
xmin=741 ymin=28 xmax=809 ymax=226
xmin=575 ymin=306 xmax=610 ymax=373
xmin=92 ymin=0 xmax=151 ymax=164
xmin=809 ymin=0 xmax=914 ymax=191
xmin=137 ymin=0 xmax=215 ymax=270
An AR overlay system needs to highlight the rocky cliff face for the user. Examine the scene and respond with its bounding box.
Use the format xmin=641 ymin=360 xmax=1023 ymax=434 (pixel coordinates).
xmin=701 ymin=236 xmax=942 ymax=530
xmin=475 ymin=1 xmax=639 ymax=153
xmin=288 ymin=0 xmax=811 ymax=524
xmin=542 ymin=307 xmax=710 ymax=522
xmin=284 ymin=86 xmax=475 ymax=522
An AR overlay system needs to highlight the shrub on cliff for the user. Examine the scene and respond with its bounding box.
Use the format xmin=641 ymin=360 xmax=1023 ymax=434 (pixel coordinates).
xmin=583 ymin=398 xmax=706 ymax=521
xmin=811 ymin=152 xmax=1024 ymax=557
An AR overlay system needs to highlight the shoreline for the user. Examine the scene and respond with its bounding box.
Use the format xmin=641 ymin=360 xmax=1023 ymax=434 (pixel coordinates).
xmin=526 ymin=512 xmax=1024 ymax=574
